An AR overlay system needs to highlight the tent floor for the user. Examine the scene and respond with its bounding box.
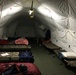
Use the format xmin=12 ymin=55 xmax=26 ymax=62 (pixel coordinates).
xmin=31 ymin=42 xmax=75 ymax=75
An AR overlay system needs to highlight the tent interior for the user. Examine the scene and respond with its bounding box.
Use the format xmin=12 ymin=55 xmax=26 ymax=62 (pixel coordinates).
xmin=1 ymin=0 xmax=76 ymax=52
xmin=0 ymin=0 xmax=76 ymax=75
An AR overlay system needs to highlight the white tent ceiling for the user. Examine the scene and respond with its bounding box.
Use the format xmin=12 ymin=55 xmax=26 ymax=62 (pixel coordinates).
xmin=0 ymin=0 xmax=76 ymax=28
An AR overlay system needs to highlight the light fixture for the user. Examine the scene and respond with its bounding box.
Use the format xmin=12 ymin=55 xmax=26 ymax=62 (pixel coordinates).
xmin=28 ymin=0 xmax=34 ymax=18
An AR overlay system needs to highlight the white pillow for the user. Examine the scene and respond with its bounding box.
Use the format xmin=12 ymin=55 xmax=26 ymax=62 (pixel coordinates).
xmin=61 ymin=52 xmax=76 ymax=58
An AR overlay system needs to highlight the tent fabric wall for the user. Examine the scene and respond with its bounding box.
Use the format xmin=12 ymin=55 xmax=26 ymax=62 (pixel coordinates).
xmin=49 ymin=0 xmax=76 ymax=52
xmin=4 ymin=22 xmax=18 ymax=37
xmin=0 ymin=27 xmax=4 ymax=39
xmin=15 ymin=24 xmax=36 ymax=37
xmin=34 ymin=22 xmax=45 ymax=38
xmin=3 ymin=18 xmax=45 ymax=38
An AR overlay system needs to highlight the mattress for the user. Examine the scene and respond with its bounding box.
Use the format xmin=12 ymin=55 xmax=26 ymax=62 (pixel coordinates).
xmin=0 ymin=44 xmax=31 ymax=52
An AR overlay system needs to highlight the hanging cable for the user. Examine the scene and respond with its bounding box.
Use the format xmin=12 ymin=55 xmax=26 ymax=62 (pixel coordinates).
xmin=28 ymin=0 xmax=34 ymax=18
xmin=31 ymin=0 xmax=33 ymax=10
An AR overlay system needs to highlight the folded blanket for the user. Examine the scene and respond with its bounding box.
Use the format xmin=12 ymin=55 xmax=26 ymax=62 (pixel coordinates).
xmin=15 ymin=38 xmax=29 ymax=45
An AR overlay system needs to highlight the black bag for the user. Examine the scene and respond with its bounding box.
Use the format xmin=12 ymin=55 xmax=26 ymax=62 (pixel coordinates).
xmin=19 ymin=64 xmax=28 ymax=74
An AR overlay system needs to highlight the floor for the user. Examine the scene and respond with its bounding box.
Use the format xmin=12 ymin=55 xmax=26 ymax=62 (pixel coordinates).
xmin=31 ymin=42 xmax=75 ymax=75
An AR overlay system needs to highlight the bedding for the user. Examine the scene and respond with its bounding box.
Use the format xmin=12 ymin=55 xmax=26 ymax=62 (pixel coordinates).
xmin=15 ymin=38 xmax=29 ymax=45
xmin=0 ymin=44 xmax=31 ymax=52
xmin=0 ymin=62 xmax=41 ymax=75
xmin=0 ymin=39 xmax=9 ymax=44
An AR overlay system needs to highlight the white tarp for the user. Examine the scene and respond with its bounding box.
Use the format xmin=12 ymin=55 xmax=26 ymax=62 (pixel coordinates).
xmin=38 ymin=0 xmax=76 ymax=52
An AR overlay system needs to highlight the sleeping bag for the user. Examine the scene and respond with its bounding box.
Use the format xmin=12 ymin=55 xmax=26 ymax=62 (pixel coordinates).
xmin=0 ymin=62 xmax=41 ymax=75
xmin=19 ymin=50 xmax=34 ymax=63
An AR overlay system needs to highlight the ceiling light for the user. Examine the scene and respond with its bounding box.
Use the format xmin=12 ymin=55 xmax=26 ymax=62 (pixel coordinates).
xmin=28 ymin=0 xmax=34 ymax=18
xmin=28 ymin=9 xmax=34 ymax=18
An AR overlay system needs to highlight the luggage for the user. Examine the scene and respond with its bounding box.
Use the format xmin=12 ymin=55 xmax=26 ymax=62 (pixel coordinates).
xmin=19 ymin=50 xmax=34 ymax=63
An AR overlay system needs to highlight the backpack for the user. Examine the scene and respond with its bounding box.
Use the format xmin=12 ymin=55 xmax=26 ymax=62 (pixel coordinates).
xmin=19 ymin=50 xmax=34 ymax=63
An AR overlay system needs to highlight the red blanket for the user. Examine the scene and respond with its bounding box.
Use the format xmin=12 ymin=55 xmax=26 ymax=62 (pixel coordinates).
xmin=0 ymin=40 xmax=9 ymax=44
xmin=0 ymin=62 xmax=41 ymax=75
